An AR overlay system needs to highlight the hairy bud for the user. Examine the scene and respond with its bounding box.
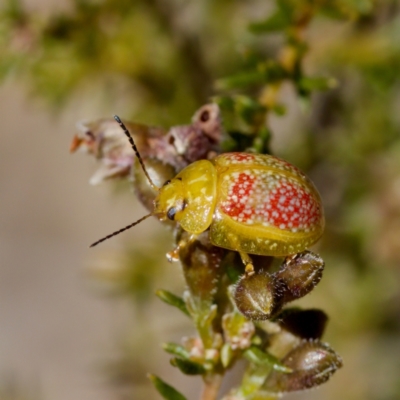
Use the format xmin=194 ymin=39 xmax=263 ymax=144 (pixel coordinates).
xmin=233 ymin=272 xmax=284 ymax=320
xmin=263 ymin=340 xmax=343 ymax=393
xmin=274 ymin=251 xmax=324 ymax=303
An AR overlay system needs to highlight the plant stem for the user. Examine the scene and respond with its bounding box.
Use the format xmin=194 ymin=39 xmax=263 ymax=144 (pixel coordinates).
xmin=200 ymin=373 xmax=223 ymax=400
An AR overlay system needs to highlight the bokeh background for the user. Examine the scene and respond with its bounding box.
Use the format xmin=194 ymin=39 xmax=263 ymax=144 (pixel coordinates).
xmin=1 ymin=1 xmax=400 ymax=399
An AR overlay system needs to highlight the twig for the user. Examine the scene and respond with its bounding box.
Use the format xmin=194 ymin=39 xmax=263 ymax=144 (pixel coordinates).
xmin=201 ymin=374 xmax=223 ymax=400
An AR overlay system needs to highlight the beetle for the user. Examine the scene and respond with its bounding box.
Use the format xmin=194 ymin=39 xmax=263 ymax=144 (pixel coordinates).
xmin=91 ymin=116 xmax=325 ymax=275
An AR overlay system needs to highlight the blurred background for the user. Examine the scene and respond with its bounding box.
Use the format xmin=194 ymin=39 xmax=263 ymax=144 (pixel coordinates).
xmin=1 ymin=0 xmax=400 ymax=399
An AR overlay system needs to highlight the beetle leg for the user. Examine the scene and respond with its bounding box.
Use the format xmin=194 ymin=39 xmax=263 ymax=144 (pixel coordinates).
xmin=239 ymin=252 xmax=255 ymax=276
xmin=166 ymin=234 xmax=197 ymax=262
xmin=285 ymin=253 xmax=298 ymax=263
xmin=166 ymin=247 xmax=180 ymax=262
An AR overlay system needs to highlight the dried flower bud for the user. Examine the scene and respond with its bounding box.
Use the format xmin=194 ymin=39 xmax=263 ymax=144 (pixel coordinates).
xmin=182 ymin=337 xmax=205 ymax=362
xmin=274 ymin=251 xmax=324 ymax=303
xmin=263 ymin=340 xmax=343 ymax=393
xmin=191 ymin=103 xmax=223 ymax=143
xmin=181 ymin=336 xmax=222 ymax=366
xmin=71 ymin=104 xmax=223 ymax=187
xmin=164 ymin=103 xmax=223 ymax=169
xmin=71 ymin=118 xmax=165 ymax=184
xmin=165 ymin=126 xmax=214 ymax=168
xmin=234 ymin=272 xmax=284 ymax=320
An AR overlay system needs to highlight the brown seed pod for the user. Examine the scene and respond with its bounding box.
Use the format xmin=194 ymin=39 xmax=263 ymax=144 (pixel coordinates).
xmin=274 ymin=251 xmax=324 ymax=303
xmin=233 ymin=271 xmax=285 ymax=320
xmin=263 ymin=340 xmax=343 ymax=393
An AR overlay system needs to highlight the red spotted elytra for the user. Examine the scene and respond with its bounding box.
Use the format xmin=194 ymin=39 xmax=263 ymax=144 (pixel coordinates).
xmin=91 ymin=116 xmax=325 ymax=275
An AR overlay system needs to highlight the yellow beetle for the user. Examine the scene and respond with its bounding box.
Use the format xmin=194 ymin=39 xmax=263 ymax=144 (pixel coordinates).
xmin=91 ymin=116 xmax=325 ymax=274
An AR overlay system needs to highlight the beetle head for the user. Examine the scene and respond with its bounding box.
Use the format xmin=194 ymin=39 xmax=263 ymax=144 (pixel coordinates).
xmin=154 ymin=177 xmax=186 ymax=222
xmin=154 ymin=160 xmax=217 ymax=235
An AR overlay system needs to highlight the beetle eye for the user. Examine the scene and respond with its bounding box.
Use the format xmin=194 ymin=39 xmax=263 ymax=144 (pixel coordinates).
xmin=167 ymin=207 xmax=177 ymax=221
xmin=162 ymin=179 xmax=171 ymax=187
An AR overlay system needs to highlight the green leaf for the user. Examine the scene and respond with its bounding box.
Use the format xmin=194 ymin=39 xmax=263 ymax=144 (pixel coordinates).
xmin=298 ymin=76 xmax=338 ymax=92
xmin=244 ymin=346 xmax=292 ymax=373
xmin=319 ymin=0 xmax=373 ymax=19
xmin=193 ymin=304 xmax=219 ymax=349
xmin=249 ymin=10 xmax=290 ymax=33
xmin=148 ymin=374 xmax=187 ymax=400
xmin=347 ymin=0 xmax=374 ymax=14
xmin=221 ymin=342 xmax=234 ymax=368
xmin=3 ymin=0 xmax=26 ymax=23
xmin=170 ymin=357 xmax=206 ymax=375
xmin=162 ymin=342 xmax=190 ymax=359
xmin=234 ymin=95 xmax=266 ymax=126
xmin=271 ymin=103 xmax=286 ymax=116
xmin=156 ymin=289 xmax=190 ymax=317
xmin=216 ymin=62 xmax=286 ymax=91
xmin=318 ymin=4 xmax=351 ymax=20
xmin=252 ymin=126 xmax=272 ymax=154
xmin=238 ymin=362 xmax=272 ymax=396
xmin=215 ymin=71 xmax=264 ymax=90
xmin=203 ymin=303 xmax=218 ymax=326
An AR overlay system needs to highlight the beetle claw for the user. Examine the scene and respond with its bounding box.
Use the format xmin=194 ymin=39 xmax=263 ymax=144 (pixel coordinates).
xmin=240 ymin=252 xmax=255 ymax=276
xmin=166 ymin=236 xmax=197 ymax=263
xmin=166 ymin=248 xmax=180 ymax=262
xmin=245 ymin=263 xmax=255 ymax=276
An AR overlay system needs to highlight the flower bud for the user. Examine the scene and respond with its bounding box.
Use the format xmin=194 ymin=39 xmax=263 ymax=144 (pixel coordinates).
xmin=233 ymin=272 xmax=284 ymax=320
xmin=274 ymin=251 xmax=324 ymax=303
xmin=263 ymin=340 xmax=343 ymax=393
xmin=222 ymin=312 xmax=255 ymax=351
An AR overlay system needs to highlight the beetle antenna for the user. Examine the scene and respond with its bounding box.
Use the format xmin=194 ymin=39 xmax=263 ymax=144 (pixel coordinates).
xmin=90 ymin=213 xmax=153 ymax=248
xmin=114 ymin=115 xmax=159 ymax=190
